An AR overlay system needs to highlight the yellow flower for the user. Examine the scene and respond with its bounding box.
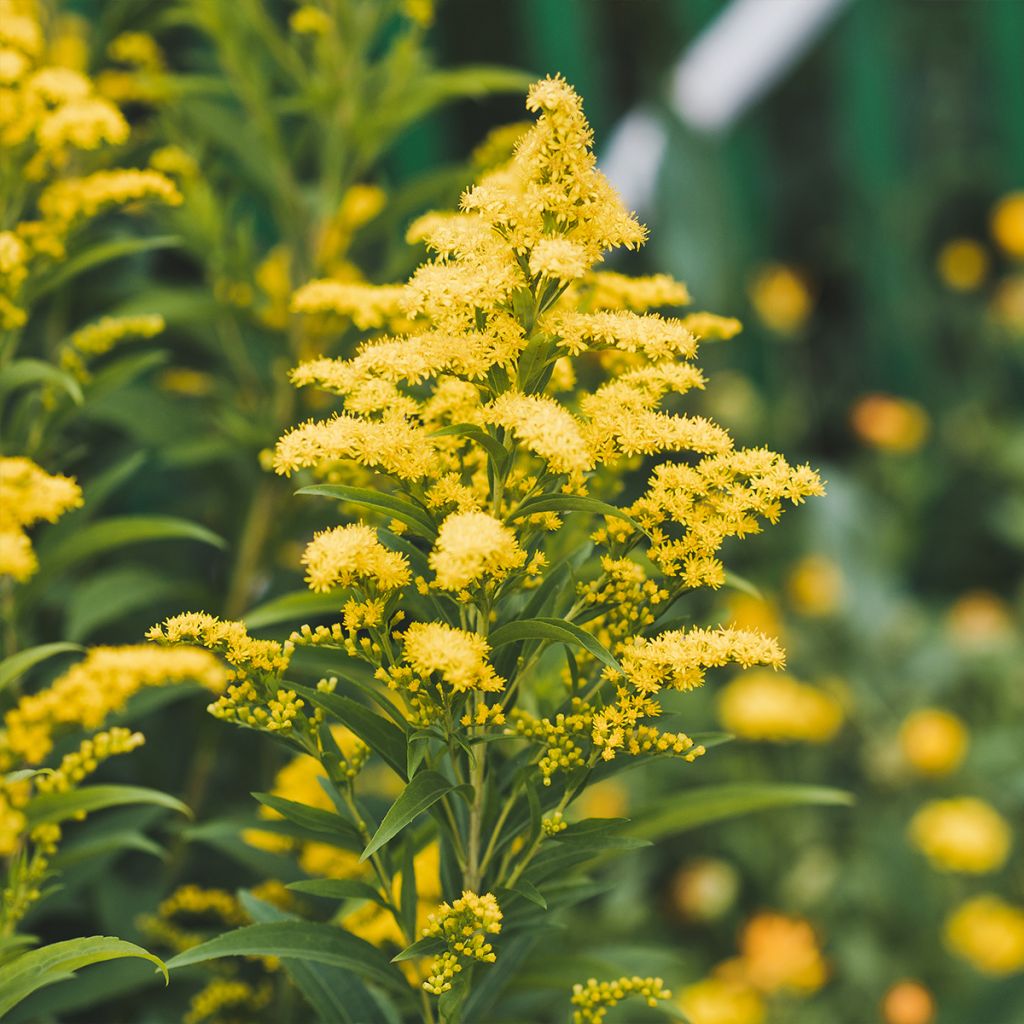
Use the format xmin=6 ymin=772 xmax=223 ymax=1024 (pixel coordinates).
xmin=908 ymin=797 xmax=1011 ymax=873
xmin=301 ymin=523 xmax=411 ymax=592
xmin=786 ymin=554 xmax=845 ymax=616
xmin=0 ymin=456 xmax=82 ymax=581
xmin=898 ymin=708 xmax=968 ymax=777
xmin=945 ymin=589 xmax=1014 ymax=651
xmin=1 ymin=646 xmax=227 ymax=766
xmin=748 ymin=263 xmax=813 ymax=333
xmin=991 ymin=191 xmax=1024 ymax=260
xmin=429 ymin=510 xmax=526 ymax=591
xmin=289 ymin=5 xmax=334 ymax=36
xmin=881 ymin=979 xmax=935 ymax=1024
xmin=401 ymin=622 xmax=504 ymax=694
xmin=716 ymin=670 xmax=843 ymax=743
xmin=669 ymin=858 xmax=739 ymax=922
xmin=738 ymin=912 xmax=828 ymax=994
xmin=38 ymin=168 xmax=182 ymax=224
xmin=936 ymin=238 xmax=989 ymax=291
xmin=850 ymin=393 xmax=929 ymax=453
xmin=945 ymin=895 xmax=1024 ymax=975
xmin=991 ymin=272 xmax=1024 ymax=332
xmin=676 ymin=976 xmax=764 ymax=1024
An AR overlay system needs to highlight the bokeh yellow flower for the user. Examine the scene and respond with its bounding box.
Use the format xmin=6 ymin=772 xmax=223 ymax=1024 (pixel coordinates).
xmin=881 ymin=979 xmax=935 ymax=1024
xmin=738 ymin=912 xmax=828 ymax=994
xmin=669 ymin=858 xmax=739 ymax=922
xmin=898 ymin=708 xmax=968 ymax=777
xmin=908 ymin=797 xmax=1011 ymax=873
xmin=991 ymin=272 xmax=1024 ymax=332
xmin=717 ymin=669 xmax=843 ymax=743
xmin=945 ymin=895 xmax=1024 ymax=975
xmin=936 ymin=238 xmax=989 ymax=291
xmin=850 ymin=393 xmax=930 ymax=453
xmin=748 ymin=263 xmax=813 ymax=334
xmin=677 ymin=975 xmax=765 ymax=1024
xmin=945 ymin=589 xmax=1014 ymax=651
xmin=991 ymin=191 xmax=1024 ymax=260
xmin=786 ymin=554 xmax=845 ymax=617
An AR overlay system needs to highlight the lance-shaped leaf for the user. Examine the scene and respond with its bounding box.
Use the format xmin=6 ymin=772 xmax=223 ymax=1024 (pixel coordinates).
xmin=0 ymin=643 xmax=83 ymax=695
xmin=285 ymin=879 xmax=387 ymax=906
xmin=165 ymin=922 xmax=404 ymax=992
xmin=26 ymin=786 xmax=191 ymax=829
xmin=361 ymin=770 xmax=464 ymax=861
xmin=0 ymin=359 xmax=83 ymax=405
xmin=0 ymin=937 xmax=167 ymax=1017
xmin=488 ymin=617 xmax=621 ymax=673
xmin=297 ymin=484 xmax=436 ymax=537
xmin=290 ymin=684 xmax=408 ymax=780
xmin=628 ymin=783 xmax=854 ymax=842
xmin=251 ymin=793 xmax=361 ymax=849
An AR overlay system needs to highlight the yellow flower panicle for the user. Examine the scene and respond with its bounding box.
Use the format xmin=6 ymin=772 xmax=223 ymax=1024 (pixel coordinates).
xmin=0 ymin=456 xmax=82 ymax=582
xmin=35 ymin=727 xmax=144 ymax=795
xmin=148 ymin=612 xmax=293 ymax=675
xmin=421 ymin=891 xmax=502 ymax=995
xmin=38 ymin=168 xmax=182 ymax=225
xmin=302 ymin=523 xmax=411 ymax=592
xmin=908 ymin=797 xmax=1011 ymax=874
xmin=67 ymin=312 xmax=164 ymax=356
xmin=400 ymin=622 xmax=505 ymax=694
xmin=429 ymin=510 xmax=526 ymax=591
xmin=571 ymin=976 xmax=672 ymax=1024
xmin=1 ymin=645 xmax=227 ymax=766
xmin=677 ymin=975 xmax=765 ymax=1024
xmin=945 ymin=895 xmax=1024 ymax=975
xmin=716 ymin=670 xmax=843 ymax=743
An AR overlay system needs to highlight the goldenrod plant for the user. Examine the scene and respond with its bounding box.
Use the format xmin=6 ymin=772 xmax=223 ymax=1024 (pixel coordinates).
xmin=99 ymin=0 xmax=533 ymax=618
xmin=149 ymin=76 xmax=841 ymax=1024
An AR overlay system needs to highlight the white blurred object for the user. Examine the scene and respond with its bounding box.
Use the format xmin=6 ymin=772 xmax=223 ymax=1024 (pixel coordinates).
xmin=601 ymin=0 xmax=851 ymax=213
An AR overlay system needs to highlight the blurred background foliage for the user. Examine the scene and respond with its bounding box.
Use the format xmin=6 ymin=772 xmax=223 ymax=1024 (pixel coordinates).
xmin=4 ymin=0 xmax=1023 ymax=1022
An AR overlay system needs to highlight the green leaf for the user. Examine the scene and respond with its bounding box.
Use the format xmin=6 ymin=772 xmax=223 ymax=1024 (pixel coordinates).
xmin=165 ymin=922 xmax=404 ymax=992
xmin=26 ymin=785 xmax=191 ymax=828
xmin=0 ymin=359 xmax=83 ymax=405
xmin=238 ymin=893 xmax=389 ymax=1024
xmin=508 ymin=494 xmax=647 ymax=537
xmin=0 ymin=643 xmax=83 ymax=694
xmin=629 ymin=784 xmax=854 ymax=842
xmin=65 ymin=567 xmax=186 ymax=642
xmin=52 ymin=830 xmax=164 ymax=870
xmin=723 ymin=570 xmax=763 ymax=600
xmin=297 ymin=484 xmax=435 ymax=538
xmin=361 ymin=770 xmax=461 ymax=861
xmin=250 ymin=793 xmax=360 ymax=849
xmin=285 ymin=879 xmax=386 ymax=906
xmin=290 ymin=684 xmax=408 ymax=780
xmin=391 ymin=936 xmax=446 ymax=963
xmin=28 ymin=236 xmax=181 ymax=300
xmin=487 ymin=617 xmax=621 ymax=673
xmin=430 ymin=424 xmax=509 ymax=472
xmin=243 ymin=590 xmax=346 ymax=630
xmin=34 ymin=516 xmax=225 ymax=577
xmin=0 ymin=937 xmax=166 ymax=1017
xmin=507 ymin=879 xmax=547 ymax=909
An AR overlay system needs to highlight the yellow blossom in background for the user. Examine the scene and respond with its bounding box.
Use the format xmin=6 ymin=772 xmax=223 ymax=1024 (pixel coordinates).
xmin=738 ymin=912 xmax=828 ymax=994
xmin=1 ymin=645 xmax=228 ymax=766
xmin=572 ymin=779 xmax=629 ymax=820
xmin=669 ymin=857 xmax=739 ymax=922
xmin=725 ymin=592 xmax=785 ymax=641
xmin=786 ymin=553 xmax=845 ymax=616
xmin=289 ymin=5 xmax=334 ymax=35
xmin=850 ymin=393 xmax=930 ymax=453
xmin=748 ymin=263 xmax=813 ymax=334
xmin=909 ymin=797 xmax=1011 ymax=873
xmin=0 ymin=456 xmax=82 ymax=581
xmin=881 ymin=979 xmax=936 ymax=1024
xmin=898 ymin=708 xmax=968 ymax=777
xmin=991 ymin=272 xmax=1024 ymax=333
xmin=945 ymin=895 xmax=1024 ymax=975
xmin=429 ymin=510 xmax=526 ymax=591
xmin=945 ymin=589 xmax=1014 ymax=651
xmin=717 ymin=669 xmax=843 ymax=743
xmin=991 ymin=191 xmax=1024 ymax=260
xmin=677 ymin=975 xmax=765 ymax=1024
xmin=936 ymin=238 xmax=989 ymax=292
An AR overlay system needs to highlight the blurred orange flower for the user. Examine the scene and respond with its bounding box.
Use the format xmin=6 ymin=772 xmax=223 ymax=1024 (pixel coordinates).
xmin=850 ymin=393 xmax=929 ymax=452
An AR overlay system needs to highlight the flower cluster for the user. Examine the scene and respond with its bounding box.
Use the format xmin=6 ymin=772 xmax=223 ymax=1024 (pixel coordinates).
xmin=570 ymin=976 xmax=671 ymax=1024
xmin=0 ymin=456 xmax=82 ymax=582
xmin=908 ymin=797 xmax=1012 ymax=874
xmin=716 ymin=669 xmax=844 ymax=743
xmin=420 ymin=890 xmax=503 ymax=995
